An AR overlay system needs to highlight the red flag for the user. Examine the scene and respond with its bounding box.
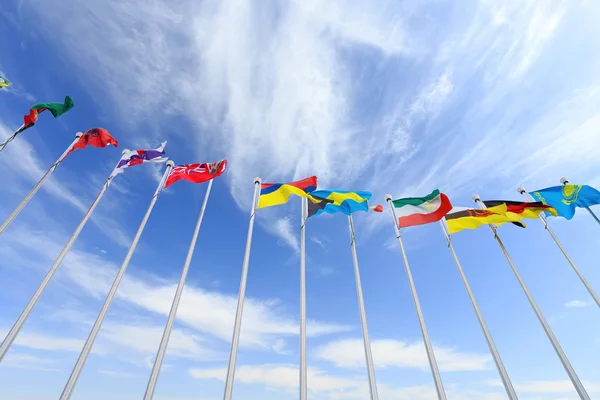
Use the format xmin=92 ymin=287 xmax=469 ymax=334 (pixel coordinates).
xmin=68 ymin=128 xmax=118 ymax=156
xmin=165 ymin=160 xmax=227 ymax=188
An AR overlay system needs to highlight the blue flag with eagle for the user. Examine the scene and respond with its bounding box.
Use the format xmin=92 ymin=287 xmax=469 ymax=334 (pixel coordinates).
xmin=529 ymin=184 xmax=600 ymax=220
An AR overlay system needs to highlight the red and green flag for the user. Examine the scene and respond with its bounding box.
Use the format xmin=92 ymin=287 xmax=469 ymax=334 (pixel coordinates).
xmin=391 ymin=189 xmax=453 ymax=228
xmin=22 ymin=95 xmax=74 ymax=131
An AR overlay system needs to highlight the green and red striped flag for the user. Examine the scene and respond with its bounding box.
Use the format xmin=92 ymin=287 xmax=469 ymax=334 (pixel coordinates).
xmin=22 ymin=95 xmax=74 ymax=131
xmin=391 ymin=189 xmax=453 ymax=228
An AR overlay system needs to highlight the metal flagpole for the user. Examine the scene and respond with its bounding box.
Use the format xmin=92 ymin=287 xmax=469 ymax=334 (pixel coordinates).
xmin=473 ymin=195 xmax=590 ymax=400
xmin=518 ymin=186 xmax=600 ymax=309
xmin=223 ymin=177 xmax=262 ymax=400
xmin=0 ymin=133 xmax=82 ymax=236
xmin=0 ymin=150 xmax=123 ymax=363
xmin=384 ymin=196 xmax=446 ymax=400
xmin=300 ymin=197 xmax=308 ymax=400
xmin=347 ymin=215 xmax=379 ymax=400
xmin=438 ymin=220 xmax=518 ymax=400
xmin=0 ymin=124 xmax=27 ymax=153
xmin=560 ymin=177 xmax=600 ymax=225
xmin=59 ymin=161 xmax=174 ymax=400
xmin=144 ymin=177 xmax=214 ymax=400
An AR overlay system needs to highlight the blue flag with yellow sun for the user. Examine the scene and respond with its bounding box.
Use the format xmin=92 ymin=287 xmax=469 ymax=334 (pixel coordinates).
xmin=529 ymin=184 xmax=600 ymax=220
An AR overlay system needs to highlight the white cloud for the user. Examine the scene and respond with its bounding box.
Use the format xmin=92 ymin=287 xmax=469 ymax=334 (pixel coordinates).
xmin=273 ymin=216 xmax=300 ymax=252
xmin=0 ymin=353 xmax=59 ymax=371
xmin=564 ymin=300 xmax=591 ymax=309
xmin=314 ymin=338 xmax=491 ymax=372
xmin=486 ymin=378 xmax=600 ymax=395
xmin=310 ymin=235 xmax=325 ymax=248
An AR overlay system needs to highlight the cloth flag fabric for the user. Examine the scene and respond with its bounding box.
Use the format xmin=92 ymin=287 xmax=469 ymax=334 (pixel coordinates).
xmin=22 ymin=96 xmax=74 ymax=130
xmin=258 ymin=176 xmax=317 ymax=208
xmin=445 ymin=204 xmax=524 ymax=234
xmin=164 ymin=160 xmax=227 ymax=188
xmin=307 ymin=190 xmax=378 ymax=218
xmin=0 ymin=76 xmax=9 ymax=88
xmin=483 ymin=200 xmax=557 ymax=222
xmin=110 ymin=142 xmax=168 ymax=177
xmin=529 ymin=184 xmax=600 ymax=220
xmin=67 ymin=128 xmax=118 ymax=156
xmin=391 ymin=189 xmax=452 ymax=228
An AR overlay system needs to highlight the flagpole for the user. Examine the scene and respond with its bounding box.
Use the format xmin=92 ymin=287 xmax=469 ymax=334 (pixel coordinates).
xmin=299 ymin=197 xmax=308 ymax=400
xmin=473 ymin=195 xmax=590 ymax=400
xmin=348 ymin=215 xmax=379 ymax=400
xmin=560 ymin=177 xmax=600 ymax=225
xmin=438 ymin=220 xmax=518 ymax=400
xmin=518 ymin=186 xmax=600 ymax=309
xmin=0 ymin=132 xmax=82 ymax=236
xmin=0 ymin=124 xmax=27 ymax=152
xmin=144 ymin=177 xmax=214 ymax=400
xmin=384 ymin=196 xmax=446 ymax=400
xmin=0 ymin=151 xmax=123 ymax=363
xmin=59 ymin=161 xmax=174 ymax=400
xmin=223 ymin=177 xmax=262 ymax=400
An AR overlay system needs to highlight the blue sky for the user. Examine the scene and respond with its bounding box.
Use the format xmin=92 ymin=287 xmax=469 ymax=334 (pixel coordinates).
xmin=1 ymin=0 xmax=600 ymax=399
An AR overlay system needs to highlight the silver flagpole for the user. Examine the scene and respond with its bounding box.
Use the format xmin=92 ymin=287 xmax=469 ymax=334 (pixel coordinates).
xmin=143 ymin=177 xmax=214 ymax=400
xmin=223 ymin=177 xmax=262 ymax=400
xmin=59 ymin=161 xmax=174 ymax=400
xmin=560 ymin=177 xmax=600 ymax=225
xmin=384 ymin=196 xmax=446 ymax=400
xmin=300 ymin=197 xmax=307 ymax=400
xmin=347 ymin=215 xmax=379 ymax=400
xmin=518 ymin=186 xmax=600 ymax=308
xmin=473 ymin=195 xmax=590 ymax=400
xmin=0 ymin=124 xmax=27 ymax=152
xmin=0 ymin=132 xmax=82 ymax=236
xmin=438 ymin=220 xmax=518 ymax=400
xmin=0 ymin=150 xmax=123 ymax=363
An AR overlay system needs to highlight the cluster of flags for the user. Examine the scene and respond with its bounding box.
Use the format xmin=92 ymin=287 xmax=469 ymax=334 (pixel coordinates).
xmin=2 ymin=92 xmax=600 ymax=400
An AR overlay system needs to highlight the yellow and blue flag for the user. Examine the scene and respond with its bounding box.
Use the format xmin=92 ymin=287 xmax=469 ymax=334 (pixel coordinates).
xmin=307 ymin=190 xmax=382 ymax=217
xmin=529 ymin=184 xmax=600 ymax=220
xmin=258 ymin=176 xmax=317 ymax=209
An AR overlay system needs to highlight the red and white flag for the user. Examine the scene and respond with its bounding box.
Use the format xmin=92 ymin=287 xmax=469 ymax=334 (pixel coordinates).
xmin=164 ymin=160 xmax=227 ymax=188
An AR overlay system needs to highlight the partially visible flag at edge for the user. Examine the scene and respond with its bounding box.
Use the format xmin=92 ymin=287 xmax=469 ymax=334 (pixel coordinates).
xmin=530 ymin=184 xmax=600 ymax=220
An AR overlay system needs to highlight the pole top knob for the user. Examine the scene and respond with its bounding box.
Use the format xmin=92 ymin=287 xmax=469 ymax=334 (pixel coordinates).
xmin=166 ymin=160 xmax=175 ymax=167
xmin=472 ymin=194 xmax=480 ymax=202
xmin=254 ymin=177 xmax=262 ymax=184
xmin=75 ymin=132 xmax=83 ymax=138
xmin=384 ymin=194 xmax=393 ymax=201
xmin=517 ymin=186 xmax=526 ymax=194
xmin=560 ymin=177 xmax=569 ymax=184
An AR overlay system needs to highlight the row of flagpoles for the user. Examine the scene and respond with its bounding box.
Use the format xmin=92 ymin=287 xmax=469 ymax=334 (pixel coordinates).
xmin=1 ymin=96 xmax=599 ymax=400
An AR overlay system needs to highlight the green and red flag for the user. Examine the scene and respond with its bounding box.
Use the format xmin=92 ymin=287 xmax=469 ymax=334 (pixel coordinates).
xmin=391 ymin=189 xmax=453 ymax=228
xmin=22 ymin=95 xmax=74 ymax=130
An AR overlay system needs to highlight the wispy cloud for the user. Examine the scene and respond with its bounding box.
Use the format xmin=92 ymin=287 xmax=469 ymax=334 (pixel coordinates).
xmin=564 ymin=300 xmax=591 ymax=309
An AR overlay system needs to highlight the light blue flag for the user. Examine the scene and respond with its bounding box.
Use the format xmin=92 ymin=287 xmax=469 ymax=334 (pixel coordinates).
xmin=307 ymin=190 xmax=372 ymax=218
xmin=529 ymin=184 xmax=600 ymax=220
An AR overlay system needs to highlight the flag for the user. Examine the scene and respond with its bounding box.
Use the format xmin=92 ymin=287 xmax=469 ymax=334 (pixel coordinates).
xmin=67 ymin=128 xmax=118 ymax=156
xmin=0 ymin=76 xmax=9 ymax=89
xmin=307 ymin=190 xmax=376 ymax=218
xmin=258 ymin=176 xmax=317 ymax=208
xmin=529 ymin=184 xmax=600 ymax=220
xmin=445 ymin=204 xmax=525 ymax=234
xmin=391 ymin=189 xmax=453 ymax=228
xmin=110 ymin=142 xmax=168 ymax=177
xmin=483 ymin=201 xmax=557 ymax=222
xmin=164 ymin=160 xmax=227 ymax=188
xmin=22 ymin=96 xmax=74 ymax=130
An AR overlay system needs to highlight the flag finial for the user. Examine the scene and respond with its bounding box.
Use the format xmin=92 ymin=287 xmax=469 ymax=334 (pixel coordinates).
xmin=254 ymin=177 xmax=262 ymax=184
xmin=75 ymin=132 xmax=83 ymax=138
xmin=560 ymin=177 xmax=569 ymax=184
xmin=384 ymin=194 xmax=392 ymax=201
xmin=517 ymin=186 xmax=526 ymax=194
xmin=166 ymin=160 xmax=175 ymax=167
xmin=472 ymin=194 xmax=480 ymax=202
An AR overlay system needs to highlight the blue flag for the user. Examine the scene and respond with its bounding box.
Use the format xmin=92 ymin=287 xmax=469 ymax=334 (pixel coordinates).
xmin=529 ymin=184 xmax=600 ymax=219
xmin=307 ymin=190 xmax=372 ymax=218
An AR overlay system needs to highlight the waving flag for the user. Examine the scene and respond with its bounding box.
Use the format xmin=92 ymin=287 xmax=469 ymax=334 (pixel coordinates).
xmin=22 ymin=96 xmax=74 ymax=131
xmin=258 ymin=176 xmax=317 ymax=208
xmin=67 ymin=128 xmax=118 ymax=156
xmin=110 ymin=142 xmax=167 ymax=177
xmin=483 ymin=200 xmax=557 ymax=220
xmin=445 ymin=204 xmax=525 ymax=234
xmin=164 ymin=160 xmax=227 ymax=188
xmin=530 ymin=184 xmax=600 ymax=219
xmin=391 ymin=189 xmax=452 ymax=228
xmin=307 ymin=190 xmax=381 ymax=218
